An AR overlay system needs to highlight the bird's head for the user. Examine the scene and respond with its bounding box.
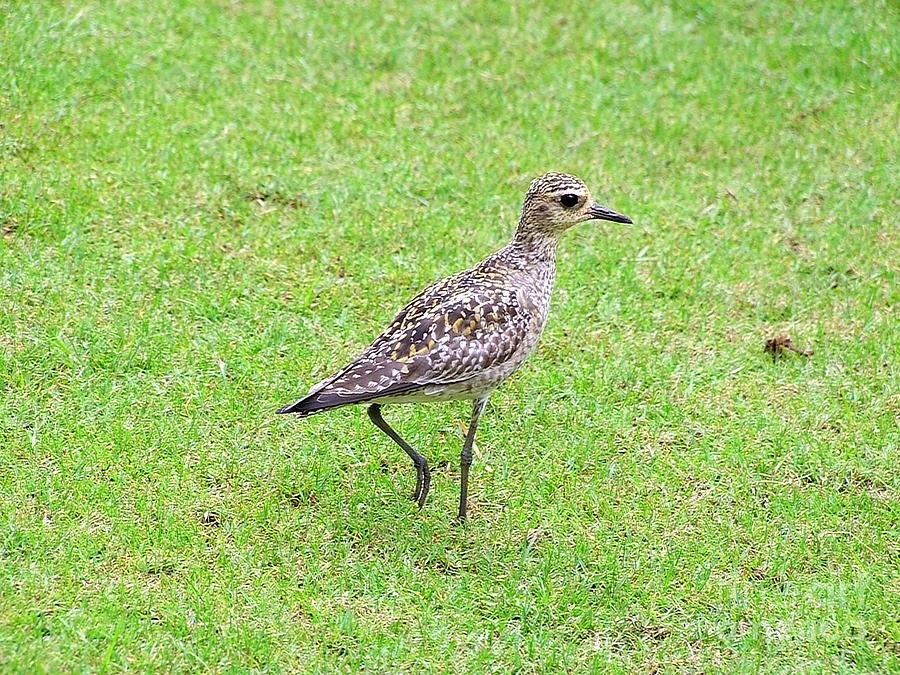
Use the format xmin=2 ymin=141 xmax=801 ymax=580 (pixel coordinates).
xmin=517 ymin=172 xmax=632 ymax=237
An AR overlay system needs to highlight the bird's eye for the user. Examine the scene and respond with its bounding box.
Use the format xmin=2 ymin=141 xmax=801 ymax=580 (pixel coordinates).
xmin=560 ymin=193 xmax=579 ymax=208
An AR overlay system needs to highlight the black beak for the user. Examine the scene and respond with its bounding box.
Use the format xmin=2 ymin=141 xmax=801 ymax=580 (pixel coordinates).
xmin=587 ymin=203 xmax=632 ymax=224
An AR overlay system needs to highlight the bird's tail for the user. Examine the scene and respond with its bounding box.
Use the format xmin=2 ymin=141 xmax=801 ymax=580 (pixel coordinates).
xmin=277 ymin=380 xmax=423 ymax=416
xmin=278 ymin=363 xmax=426 ymax=417
xmin=276 ymin=393 xmax=337 ymax=417
xmin=277 ymin=371 xmax=346 ymax=417
xmin=275 ymin=388 xmax=380 ymax=416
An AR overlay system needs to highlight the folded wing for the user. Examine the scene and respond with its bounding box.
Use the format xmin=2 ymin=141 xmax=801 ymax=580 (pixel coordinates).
xmin=277 ymin=278 xmax=532 ymax=415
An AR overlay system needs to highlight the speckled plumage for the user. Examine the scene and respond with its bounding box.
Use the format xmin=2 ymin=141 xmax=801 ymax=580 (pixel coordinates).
xmin=278 ymin=172 xmax=632 ymax=519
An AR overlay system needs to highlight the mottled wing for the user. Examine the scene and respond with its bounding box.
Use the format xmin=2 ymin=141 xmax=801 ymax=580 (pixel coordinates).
xmin=378 ymin=281 xmax=534 ymax=384
xmin=365 ymin=269 xmax=468 ymax=353
xmin=278 ymin=273 xmax=534 ymax=414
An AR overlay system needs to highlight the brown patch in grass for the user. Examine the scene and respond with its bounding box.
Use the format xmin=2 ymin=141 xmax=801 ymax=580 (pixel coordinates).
xmin=144 ymin=560 xmax=178 ymax=576
xmin=792 ymin=98 xmax=835 ymax=123
xmin=244 ymin=189 xmax=307 ymax=210
xmin=782 ymin=235 xmax=811 ymax=257
xmin=199 ymin=510 xmax=221 ymax=526
xmin=287 ymin=491 xmax=318 ymax=507
xmin=2 ymin=216 xmax=18 ymax=236
xmin=764 ymin=335 xmax=813 ymax=361
xmin=745 ymin=565 xmax=787 ymax=590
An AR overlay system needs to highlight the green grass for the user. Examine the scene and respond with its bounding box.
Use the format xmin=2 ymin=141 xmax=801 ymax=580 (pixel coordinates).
xmin=1 ymin=0 xmax=898 ymax=671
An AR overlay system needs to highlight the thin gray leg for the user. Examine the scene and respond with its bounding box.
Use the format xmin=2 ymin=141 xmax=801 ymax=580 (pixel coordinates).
xmin=367 ymin=404 xmax=431 ymax=508
xmin=458 ymin=397 xmax=488 ymax=522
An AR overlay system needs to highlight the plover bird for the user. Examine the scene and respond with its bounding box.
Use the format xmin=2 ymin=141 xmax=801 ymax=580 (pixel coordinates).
xmin=278 ymin=172 xmax=632 ymax=520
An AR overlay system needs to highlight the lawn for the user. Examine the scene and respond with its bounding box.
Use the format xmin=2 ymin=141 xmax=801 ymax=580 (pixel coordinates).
xmin=1 ymin=0 xmax=898 ymax=671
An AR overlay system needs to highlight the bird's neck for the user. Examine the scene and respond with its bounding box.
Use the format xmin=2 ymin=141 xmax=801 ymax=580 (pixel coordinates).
xmin=507 ymin=227 xmax=560 ymax=267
